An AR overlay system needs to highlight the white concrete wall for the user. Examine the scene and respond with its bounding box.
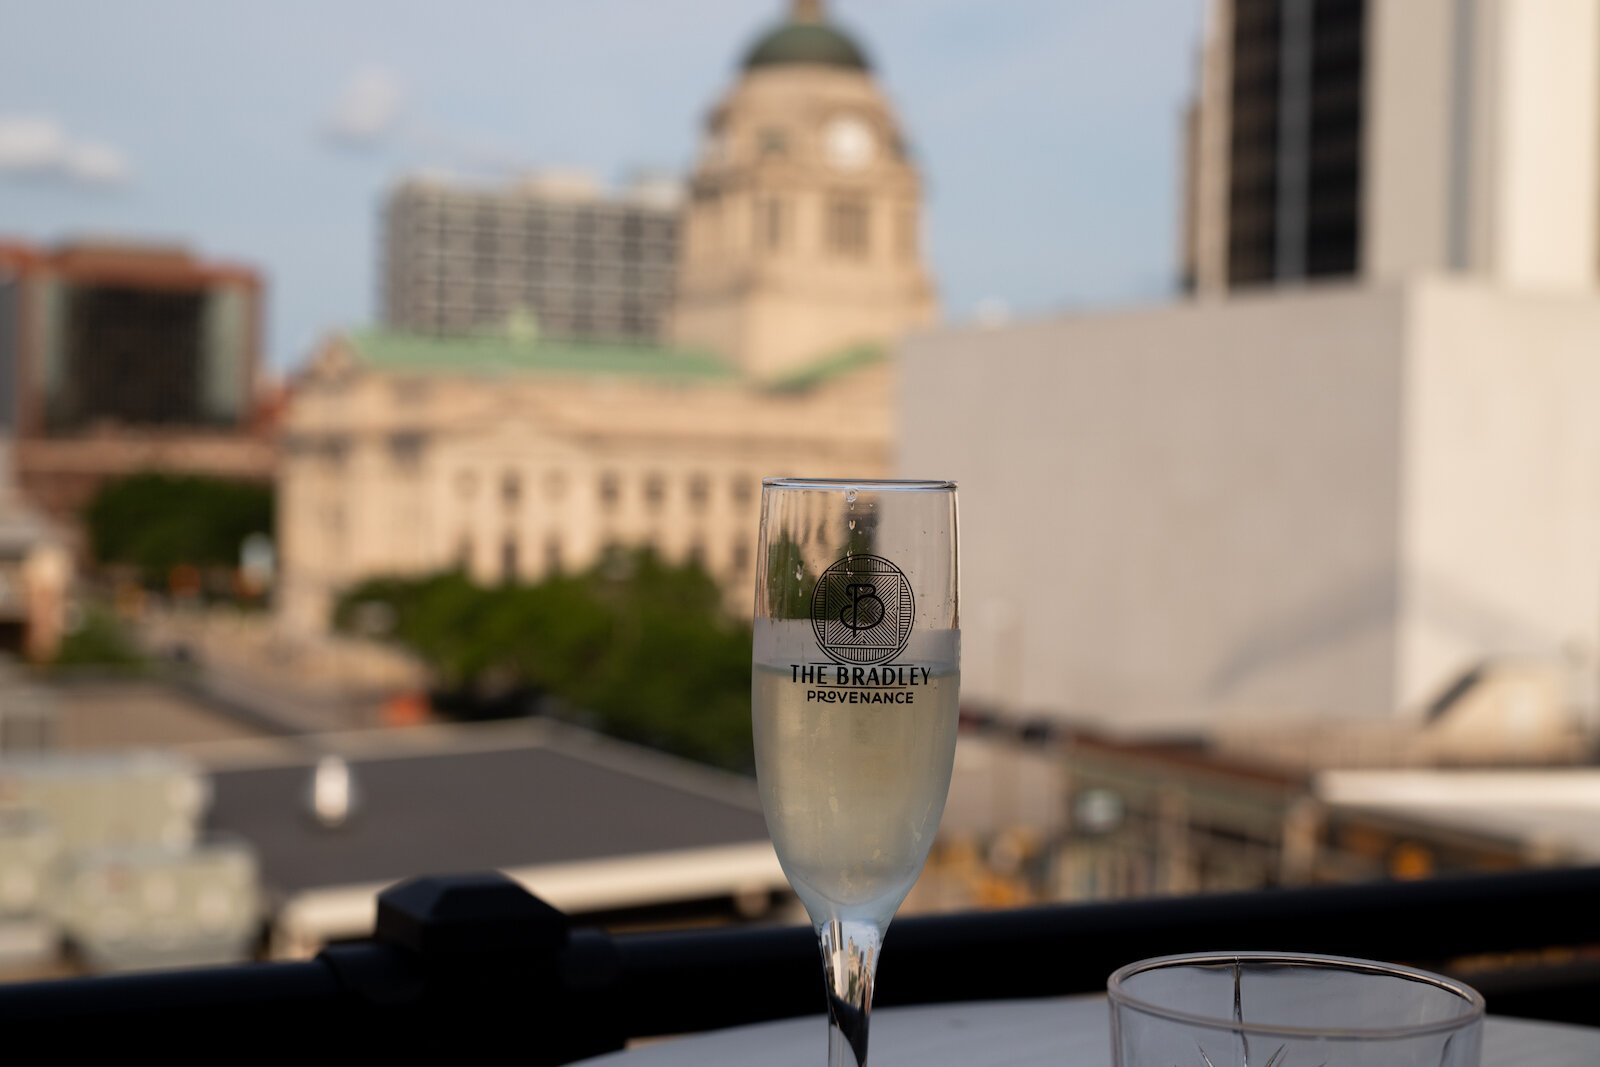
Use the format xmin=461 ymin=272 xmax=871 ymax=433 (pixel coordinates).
xmin=900 ymin=285 xmax=1408 ymax=731
xmin=1397 ymin=280 xmax=1600 ymax=716
xmin=1364 ymin=0 xmax=1600 ymax=290
xmin=1483 ymin=0 xmax=1600 ymax=290
xmin=902 ymin=279 xmax=1600 ymax=735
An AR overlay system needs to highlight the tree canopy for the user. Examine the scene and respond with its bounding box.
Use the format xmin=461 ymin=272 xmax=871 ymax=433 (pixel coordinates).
xmin=335 ymin=549 xmax=754 ymax=772
xmin=85 ymin=473 xmax=274 ymax=579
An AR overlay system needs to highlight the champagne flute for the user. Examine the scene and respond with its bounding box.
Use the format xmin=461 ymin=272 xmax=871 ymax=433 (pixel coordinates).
xmin=752 ymin=478 xmax=960 ymax=1066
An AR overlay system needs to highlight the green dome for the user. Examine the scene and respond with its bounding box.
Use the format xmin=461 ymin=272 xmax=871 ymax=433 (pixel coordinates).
xmin=743 ymin=18 xmax=871 ymax=73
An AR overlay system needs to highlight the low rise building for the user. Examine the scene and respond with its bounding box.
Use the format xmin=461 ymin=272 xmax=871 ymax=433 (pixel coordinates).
xmin=0 ymin=240 xmax=272 ymax=526
xmin=278 ymin=330 xmax=891 ymax=631
xmin=0 ymin=751 xmax=259 ymax=976
xmin=200 ymin=721 xmax=790 ymax=956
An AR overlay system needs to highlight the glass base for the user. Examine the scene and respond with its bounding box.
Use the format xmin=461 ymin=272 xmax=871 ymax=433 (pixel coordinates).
xmin=818 ymin=917 xmax=883 ymax=1066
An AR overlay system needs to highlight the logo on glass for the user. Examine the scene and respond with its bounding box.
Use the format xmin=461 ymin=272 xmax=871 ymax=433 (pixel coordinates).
xmin=810 ymin=554 xmax=915 ymax=666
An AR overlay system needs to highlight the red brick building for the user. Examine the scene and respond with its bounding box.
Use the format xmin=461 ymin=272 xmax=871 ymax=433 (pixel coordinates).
xmin=0 ymin=240 xmax=274 ymax=524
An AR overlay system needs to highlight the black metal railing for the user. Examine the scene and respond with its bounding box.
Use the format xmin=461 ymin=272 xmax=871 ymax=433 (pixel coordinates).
xmin=3 ymin=866 xmax=1598 ymax=1057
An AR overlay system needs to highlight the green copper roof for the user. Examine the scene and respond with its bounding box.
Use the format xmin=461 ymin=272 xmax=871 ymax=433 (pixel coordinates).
xmin=765 ymin=342 xmax=887 ymax=393
xmin=743 ymin=20 xmax=871 ymax=72
xmin=346 ymin=331 xmax=738 ymax=382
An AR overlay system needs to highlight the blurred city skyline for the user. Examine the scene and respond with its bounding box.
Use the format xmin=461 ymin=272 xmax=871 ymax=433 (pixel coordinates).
xmin=4 ymin=0 xmax=1600 ymax=995
xmin=0 ymin=0 xmax=1205 ymax=370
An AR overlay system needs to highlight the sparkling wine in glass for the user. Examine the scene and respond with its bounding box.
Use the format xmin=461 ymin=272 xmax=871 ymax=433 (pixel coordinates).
xmin=752 ymin=478 xmax=960 ymax=1066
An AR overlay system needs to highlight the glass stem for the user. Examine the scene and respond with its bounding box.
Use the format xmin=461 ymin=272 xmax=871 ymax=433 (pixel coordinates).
xmin=818 ymin=917 xmax=884 ymax=1067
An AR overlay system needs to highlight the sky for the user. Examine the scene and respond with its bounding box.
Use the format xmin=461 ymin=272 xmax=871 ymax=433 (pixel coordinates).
xmin=0 ymin=0 xmax=1207 ymax=373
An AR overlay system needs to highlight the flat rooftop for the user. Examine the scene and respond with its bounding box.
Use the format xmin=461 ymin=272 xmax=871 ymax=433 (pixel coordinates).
xmin=1317 ymin=769 xmax=1600 ymax=863
xmin=204 ymin=722 xmax=771 ymax=895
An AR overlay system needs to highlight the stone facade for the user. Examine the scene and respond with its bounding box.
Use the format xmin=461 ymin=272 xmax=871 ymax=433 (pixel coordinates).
xmin=278 ymin=1 xmax=933 ymax=633
xmin=278 ymin=334 xmax=892 ymax=632
xmin=671 ymin=2 xmax=937 ymax=379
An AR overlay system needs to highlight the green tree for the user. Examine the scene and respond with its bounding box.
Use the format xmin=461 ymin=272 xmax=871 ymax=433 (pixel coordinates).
xmin=53 ymin=608 xmax=148 ymax=670
xmin=336 ymin=549 xmax=755 ymax=771
xmin=764 ymin=530 xmax=816 ymax=619
xmin=85 ymin=473 xmax=274 ymax=581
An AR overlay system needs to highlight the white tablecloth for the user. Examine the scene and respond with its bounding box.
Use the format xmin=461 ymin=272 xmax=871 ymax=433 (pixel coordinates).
xmin=578 ymin=994 xmax=1600 ymax=1066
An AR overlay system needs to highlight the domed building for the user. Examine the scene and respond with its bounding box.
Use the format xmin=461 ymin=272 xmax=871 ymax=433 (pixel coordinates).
xmin=278 ymin=1 xmax=926 ymax=634
xmin=672 ymin=0 xmax=938 ymax=379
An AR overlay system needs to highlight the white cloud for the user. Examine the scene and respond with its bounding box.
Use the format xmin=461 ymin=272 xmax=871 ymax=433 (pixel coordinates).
xmin=318 ymin=66 xmax=529 ymax=174
xmin=0 ymin=118 xmax=64 ymax=170
xmin=62 ymin=141 xmax=130 ymax=185
xmin=0 ymin=116 xmax=130 ymax=186
xmin=324 ymin=67 xmax=405 ymax=146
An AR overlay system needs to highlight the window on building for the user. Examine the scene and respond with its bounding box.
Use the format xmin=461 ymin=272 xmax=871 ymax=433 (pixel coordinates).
xmin=456 ymin=534 xmax=474 ymax=571
xmin=501 ymin=471 xmax=522 ymax=507
xmin=757 ymin=197 xmax=785 ymax=252
xmin=758 ymin=128 xmax=788 ymax=157
xmin=688 ymin=473 xmax=710 ymax=507
xmin=501 ymin=535 xmax=519 ymax=585
xmin=731 ymin=475 xmax=755 ymax=507
xmin=644 ymin=472 xmax=666 ymax=512
xmin=731 ymin=540 xmax=750 ymax=575
xmin=621 ymin=303 xmax=644 ymax=336
xmin=545 ymin=470 xmax=567 ymax=501
xmin=827 ymin=196 xmax=870 ymax=258
xmin=392 ymin=378 xmax=432 ymax=405
xmin=699 ymin=194 xmax=723 ymax=257
xmin=322 ymin=436 xmax=351 ymax=470
xmin=545 ymin=536 xmax=563 ymax=575
xmin=896 ymin=205 xmax=918 ymax=261
xmin=687 ymin=538 xmax=706 ymax=569
xmin=389 ymin=431 xmax=426 ymax=470
xmin=600 ymin=471 xmax=621 ymax=511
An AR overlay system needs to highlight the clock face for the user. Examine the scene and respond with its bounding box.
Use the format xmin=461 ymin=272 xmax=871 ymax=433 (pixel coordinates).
xmin=823 ymin=116 xmax=876 ymax=171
